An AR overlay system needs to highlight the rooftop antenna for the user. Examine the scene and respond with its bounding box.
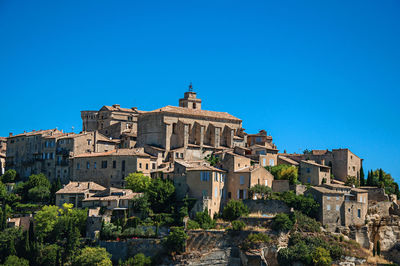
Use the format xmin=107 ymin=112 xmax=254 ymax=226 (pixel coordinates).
xmin=188 ymin=82 xmax=193 ymax=92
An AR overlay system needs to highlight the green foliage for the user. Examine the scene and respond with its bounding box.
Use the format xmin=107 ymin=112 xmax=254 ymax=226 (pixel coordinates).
xmin=311 ymin=247 xmax=332 ymax=266
xmin=194 ymin=209 xmax=215 ymax=229
xmin=344 ymin=176 xmax=359 ymax=187
xmin=1 ymin=170 xmax=17 ymax=183
xmin=265 ymin=164 xmax=298 ymax=185
xmin=241 ymin=233 xmax=270 ymax=251
xmin=272 ymin=213 xmax=295 ymax=231
xmin=0 ymin=227 xmax=24 ymax=263
xmin=222 ymin=200 xmax=249 ymax=221
xmin=147 ymin=178 xmax=175 ymax=213
xmin=121 ymin=253 xmax=151 ymax=266
xmin=131 ymin=194 xmax=152 ymax=219
xmin=100 ymin=221 xmax=121 ymax=240
xmin=204 ymin=153 xmax=220 ymax=166
xmin=231 ymin=220 xmax=246 ymax=231
xmin=28 ymin=186 xmax=50 ymax=202
xmin=366 ymin=169 xmax=400 ymax=197
xmin=72 ymin=247 xmax=112 ymax=266
xmin=163 ymin=227 xmax=188 ymax=254
xmin=36 ymin=244 xmax=60 ymax=265
xmin=186 ymin=220 xmax=200 ymax=230
xmin=248 ymin=184 xmax=272 ymax=199
xmin=376 ymin=240 xmax=381 ymax=256
xmin=294 ymin=211 xmax=321 ymax=233
xmin=359 ymin=166 xmax=365 ymax=186
xmin=34 ymin=205 xmax=59 ymax=241
xmin=3 ymin=255 xmax=29 ymax=266
xmin=272 ymin=191 xmax=319 ymax=218
xmin=125 ymin=172 xmax=151 ymax=193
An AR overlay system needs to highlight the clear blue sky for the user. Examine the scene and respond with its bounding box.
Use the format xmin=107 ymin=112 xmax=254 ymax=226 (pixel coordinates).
xmin=1 ymin=1 xmax=399 ymax=182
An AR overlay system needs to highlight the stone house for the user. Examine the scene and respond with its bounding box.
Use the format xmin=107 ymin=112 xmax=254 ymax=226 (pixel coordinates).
xmin=173 ymin=160 xmax=227 ymax=217
xmin=282 ymin=149 xmax=362 ymax=182
xmin=81 ymin=104 xmax=144 ymax=139
xmin=277 ymin=155 xmax=299 ymax=167
xmin=305 ymin=185 xmax=368 ymax=228
xmin=82 ymin=187 xmax=142 ymax=210
xmin=299 ymin=160 xmax=331 ymax=185
xmin=71 ymin=148 xmax=156 ymax=187
xmin=55 ymin=181 xmax=106 ymax=208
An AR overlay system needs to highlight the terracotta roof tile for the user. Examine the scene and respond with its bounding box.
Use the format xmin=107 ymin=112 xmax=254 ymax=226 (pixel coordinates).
xmin=56 ymin=181 xmax=105 ymax=194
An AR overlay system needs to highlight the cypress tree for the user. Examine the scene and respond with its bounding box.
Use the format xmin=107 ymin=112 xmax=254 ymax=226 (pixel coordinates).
xmin=0 ymin=207 xmax=3 ymax=231
xmin=377 ymin=240 xmax=381 ymax=256
xmin=24 ymin=229 xmax=30 ymax=254
xmin=29 ymin=220 xmax=35 ymax=244
xmin=379 ymin=168 xmax=384 ymax=182
xmin=360 ymin=166 xmax=365 ymax=186
xmin=367 ymin=170 xmax=372 ymax=186
xmin=372 ymin=246 xmax=376 ymax=256
xmin=9 ymin=237 xmax=16 ymax=256
xmin=1 ymin=204 xmax=7 ymax=230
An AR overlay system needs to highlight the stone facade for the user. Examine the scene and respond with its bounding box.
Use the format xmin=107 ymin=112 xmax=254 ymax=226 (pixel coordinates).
xmin=71 ymin=149 xmax=155 ymax=187
xmin=55 ymin=181 xmax=106 ymax=208
xmin=282 ymin=148 xmax=362 ymax=182
xmin=299 ymin=160 xmax=331 ymax=185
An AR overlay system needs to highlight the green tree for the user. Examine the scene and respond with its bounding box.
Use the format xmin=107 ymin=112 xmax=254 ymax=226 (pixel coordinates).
xmin=147 ymin=178 xmax=175 ymax=213
xmin=28 ymin=186 xmax=51 ymax=202
xmin=231 ymin=220 xmax=246 ymax=231
xmin=36 ymin=244 xmax=60 ymax=265
xmin=204 ymin=153 xmax=220 ymax=166
xmin=265 ymin=165 xmax=298 ymax=184
xmin=50 ymin=178 xmax=62 ymax=204
xmin=222 ymin=200 xmax=249 ymax=221
xmin=3 ymin=255 xmax=29 ymax=266
xmin=359 ymin=166 xmax=365 ymax=186
xmin=311 ymin=247 xmax=332 ymax=266
xmin=344 ymin=176 xmax=359 ymax=187
xmin=9 ymin=237 xmax=16 ymax=256
xmin=131 ymin=194 xmax=152 ymax=219
xmin=163 ymin=227 xmax=188 ymax=254
xmin=194 ymin=209 xmax=215 ymax=229
xmin=1 ymin=170 xmax=17 ymax=183
xmin=272 ymin=213 xmax=294 ymax=231
xmin=125 ymin=172 xmax=151 ymax=193
xmin=248 ymin=184 xmax=272 ymax=199
xmin=34 ymin=205 xmax=59 ymax=241
xmin=72 ymin=247 xmax=112 ymax=266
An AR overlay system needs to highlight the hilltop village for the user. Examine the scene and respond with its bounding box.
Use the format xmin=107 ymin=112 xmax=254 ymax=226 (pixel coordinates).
xmin=0 ymin=86 xmax=400 ymax=265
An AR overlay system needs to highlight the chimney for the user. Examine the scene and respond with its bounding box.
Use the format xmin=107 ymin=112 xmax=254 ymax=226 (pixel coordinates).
xmin=112 ymin=104 xmax=120 ymax=108
xmin=9 ymin=133 xmax=12 ymax=137
xmin=321 ymin=159 xmax=325 ymax=165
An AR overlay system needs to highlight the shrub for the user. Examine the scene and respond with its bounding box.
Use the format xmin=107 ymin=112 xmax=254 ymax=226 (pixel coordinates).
xmin=311 ymin=247 xmax=332 ymax=266
xmin=186 ymin=220 xmax=200 ymax=230
xmin=272 ymin=213 xmax=294 ymax=232
xmin=163 ymin=227 xmax=188 ymax=254
xmin=241 ymin=233 xmax=271 ymax=251
xmin=295 ymin=211 xmax=321 ymax=232
xmin=194 ymin=209 xmax=215 ymax=229
xmin=231 ymin=220 xmax=246 ymax=231
xmin=3 ymin=255 xmax=29 ymax=266
xmin=222 ymin=200 xmax=249 ymax=221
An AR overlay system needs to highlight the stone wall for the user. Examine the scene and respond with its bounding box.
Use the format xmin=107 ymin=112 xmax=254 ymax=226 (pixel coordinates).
xmin=244 ymin=199 xmax=290 ymax=216
xmin=272 ymin=180 xmax=290 ymax=193
xmin=360 ymin=187 xmax=389 ymax=202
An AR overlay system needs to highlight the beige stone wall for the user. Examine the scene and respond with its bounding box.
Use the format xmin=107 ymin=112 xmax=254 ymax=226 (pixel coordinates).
xmin=299 ymin=162 xmax=330 ymax=185
xmin=72 ymin=155 xmax=152 ymax=187
xmin=344 ymin=201 xmax=367 ymax=226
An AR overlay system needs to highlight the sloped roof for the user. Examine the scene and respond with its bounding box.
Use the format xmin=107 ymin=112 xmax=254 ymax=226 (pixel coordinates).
xmin=146 ymin=105 xmax=241 ymax=122
xmin=9 ymin=129 xmax=63 ymax=138
xmin=278 ymin=155 xmax=299 ymax=166
xmin=301 ymin=160 xmax=330 ymax=169
xmin=83 ymin=188 xmax=142 ymax=201
xmin=73 ymin=148 xmax=150 ymax=158
xmin=56 ymin=181 xmax=105 ymax=194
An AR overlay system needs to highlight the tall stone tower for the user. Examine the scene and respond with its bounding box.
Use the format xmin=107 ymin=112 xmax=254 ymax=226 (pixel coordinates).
xmin=179 ymin=83 xmax=202 ymax=110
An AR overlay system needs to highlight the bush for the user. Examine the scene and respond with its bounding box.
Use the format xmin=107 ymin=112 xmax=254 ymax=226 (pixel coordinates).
xmin=295 ymin=211 xmax=321 ymax=232
xmin=163 ymin=227 xmax=188 ymax=254
xmin=194 ymin=209 xmax=215 ymax=229
xmin=222 ymin=200 xmax=249 ymax=221
xmin=3 ymin=255 xmax=29 ymax=266
xmin=72 ymin=247 xmax=112 ymax=266
xmin=231 ymin=220 xmax=246 ymax=231
xmin=272 ymin=191 xmax=319 ymax=218
xmin=272 ymin=213 xmax=294 ymax=232
xmin=186 ymin=220 xmax=200 ymax=230
xmin=311 ymin=247 xmax=332 ymax=266
xmin=241 ymin=233 xmax=271 ymax=251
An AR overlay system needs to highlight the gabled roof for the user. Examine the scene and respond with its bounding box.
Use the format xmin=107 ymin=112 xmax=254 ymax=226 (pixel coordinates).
xmin=145 ymin=105 xmax=241 ymax=122
xmin=278 ymin=155 xmax=299 ymax=166
xmin=73 ymin=148 xmax=150 ymax=158
xmin=308 ymin=186 xmax=345 ymax=195
xmin=175 ymin=160 xmax=226 ymax=173
xmin=100 ymin=105 xmax=144 ymax=114
xmin=56 ymin=181 xmax=105 ymax=194
xmin=83 ymin=187 xmax=142 ymax=201
xmin=301 ymin=160 xmax=330 ymax=169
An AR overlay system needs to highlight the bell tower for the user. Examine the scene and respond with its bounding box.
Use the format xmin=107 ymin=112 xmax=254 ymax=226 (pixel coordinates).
xmin=179 ymin=83 xmax=202 ymax=110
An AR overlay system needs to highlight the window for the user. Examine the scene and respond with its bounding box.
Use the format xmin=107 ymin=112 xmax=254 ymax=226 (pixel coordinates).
xmin=77 ymin=163 xmax=80 ymax=170
xmin=180 ymin=153 xmax=184 ymax=158
xmin=336 ymin=205 xmax=340 ymax=211
xmin=359 ymin=196 xmax=363 ymax=203
xmin=307 ymin=177 xmax=311 ymax=183
xmin=113 ymin=160 xmax=116 ymax=168
xmin=215 ymin=173 xmax=218 ymax=182
xmin=306 ymin=168 xmax=311 ymax=173
xmin=193 ymin=103 xmax=197 ymax=109
xmin=139 ymin=163 xmax=142 ymax=169
xmin=122 ymin=160 xmax=126 ymax=171
xmin=87 ymin=139 xmax=92 ymax=145
xmin=327 ymin=196 xmax=330 ymax=200
xmin=263 ymin=158 xmax=266 ymax=166
xmin=214 ymin=187 xmax=218 ymax=198
xmin=228 ymin=192 xmax=231 ymax=199
xmin=101 ymin=161 xmax=107 ymax=168
xmin=152 ymin=163 xmax=156 ymax=169
xmin=86 ymin=162 xmax=90 ymax=169
xmin=269 ymin=159 xmax=274 ymax=166
xmin=357 ymin=209 xmax=361 ymax=218
xmin=336 ymin=196 xmax=339 ymax=201
xmin=94 ymin=162 xmax=97 ymax=169
xmin=201 ymin=172 xmax=210 ymax=181
xmin=327 ymin=205 xmax=331 ymax=211
xmin=175 ymin=153 xmax=179 ymax=159
xmin=145 ymin=163 xmax=148 ymax=170
xmin=240 ymin=176 xmax=245 ymax=185
xmin=265 ymin=180 xmax=268 ymax=186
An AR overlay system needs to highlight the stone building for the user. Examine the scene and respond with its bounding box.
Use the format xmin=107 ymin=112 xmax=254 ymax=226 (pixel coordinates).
xmin=282 ymin=148 xmax=362 ymax=182
xmin=82 ymin=187 xmax=142 ymax=210
xmin=6 ymin=129 xmax=118 ymax=182
xmin=173 ymin=160 xmax=227 ymax=217
xmin=55 ymin=181 xmax=106 ymax=208
xmin=136 ymin=89 xmax=244 ymax=158
xmin=81 ymin=104 xmax=144 ymax=139
xmin=299 ymin=160 xmax=331 ymax=185
xmin=71 ymin=148 xmax=156 ymax=187
xmin=0 ymin=137 xmax=6 ymax=174
xmin=305 ymin=185 xmax=368 ymax=228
